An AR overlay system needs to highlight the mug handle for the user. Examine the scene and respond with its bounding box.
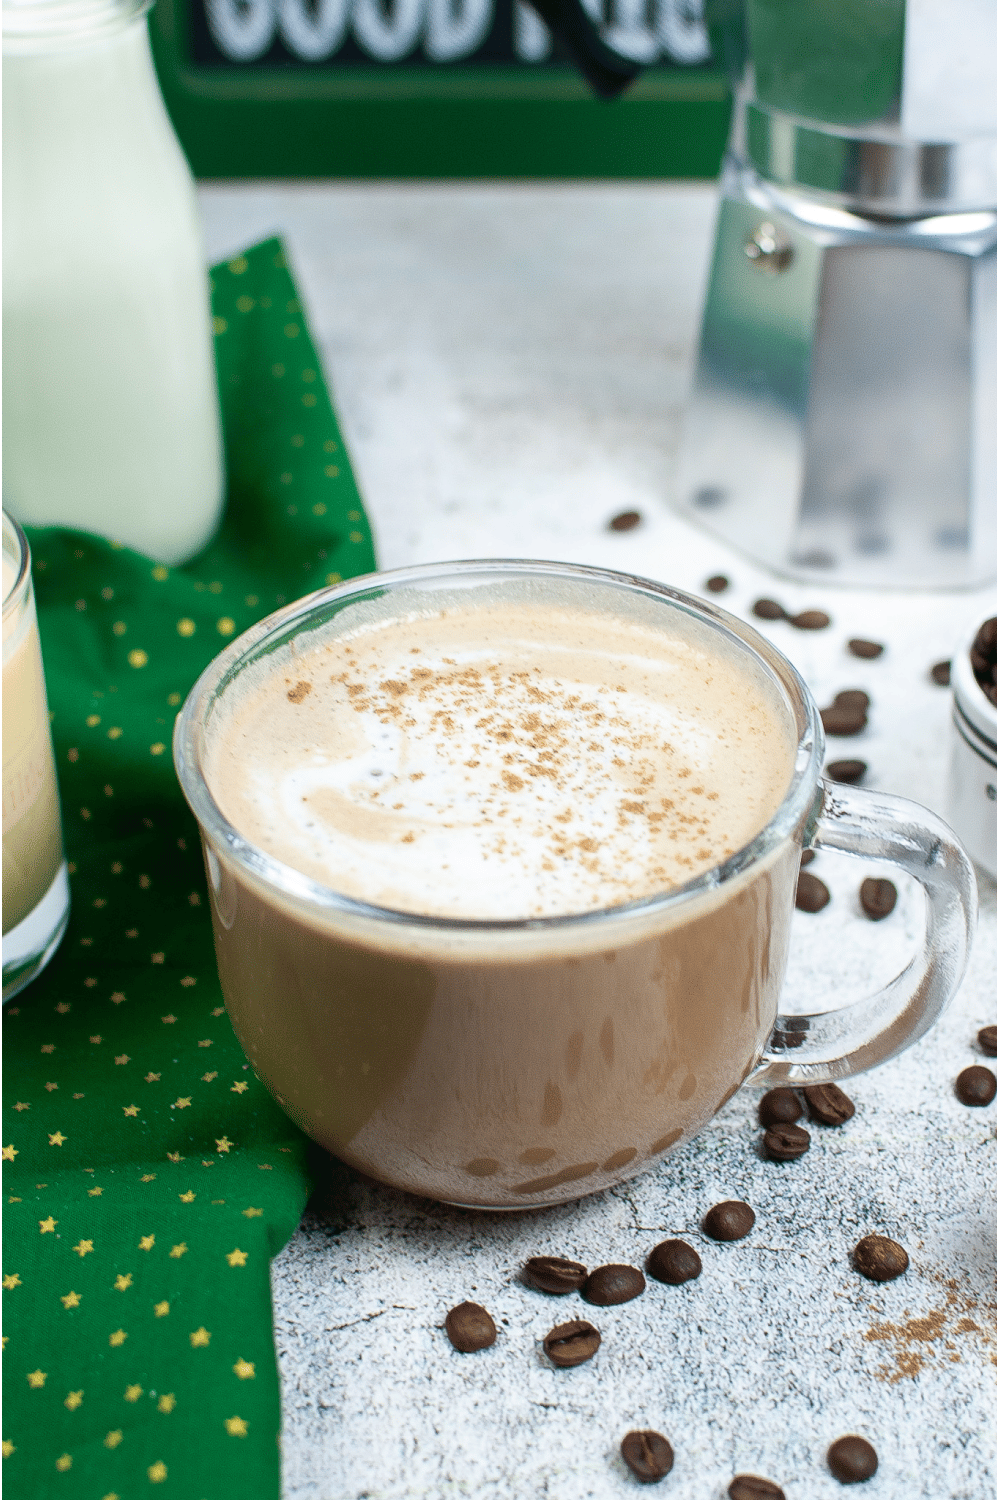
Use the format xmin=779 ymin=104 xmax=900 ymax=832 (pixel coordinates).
xmin=754 ymin=781 xmax=978 ymax=1085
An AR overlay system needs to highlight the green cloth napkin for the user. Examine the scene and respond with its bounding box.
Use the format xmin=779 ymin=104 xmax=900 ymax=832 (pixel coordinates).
xmin=3 ymin=237 xmax=376 ymax=1497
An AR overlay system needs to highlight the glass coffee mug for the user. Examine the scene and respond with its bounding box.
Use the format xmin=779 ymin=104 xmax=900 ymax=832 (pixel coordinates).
xmin=3 ymin=511 xmax=70 ymax=999
xmin=174 ymin=561 xmax=977 ymax=1208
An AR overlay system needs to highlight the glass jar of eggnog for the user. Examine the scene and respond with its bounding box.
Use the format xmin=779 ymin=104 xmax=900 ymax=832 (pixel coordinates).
xmin=2 ymin=0 xmax=224 ymax=565
xmin=3 ymin=511 xmax=70 ymax=1000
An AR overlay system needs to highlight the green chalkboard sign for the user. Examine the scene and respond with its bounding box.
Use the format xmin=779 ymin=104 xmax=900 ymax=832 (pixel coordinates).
xmin=149 ymin=0 xmax=731 ymax=177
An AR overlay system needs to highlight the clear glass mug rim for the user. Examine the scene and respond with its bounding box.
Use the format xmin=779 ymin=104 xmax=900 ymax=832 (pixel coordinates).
xmin=173 ymin=557 xmax=826 ymax=936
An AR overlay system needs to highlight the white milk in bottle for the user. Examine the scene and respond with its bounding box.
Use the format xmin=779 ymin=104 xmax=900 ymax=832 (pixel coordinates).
xmin=3 ymin=0 xmax=224 ymax=565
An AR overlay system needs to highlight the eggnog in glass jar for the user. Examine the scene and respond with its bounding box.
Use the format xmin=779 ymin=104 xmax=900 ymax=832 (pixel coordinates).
xmin=3 ymin=512 xmax=70 ymax=999
xmin=2 ymin=0 xmax=224 ymax=565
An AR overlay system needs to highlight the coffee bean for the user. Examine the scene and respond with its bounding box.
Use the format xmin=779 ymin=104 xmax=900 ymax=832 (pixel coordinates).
xmin=978 ymin=1024 xmax=997 ymax=1057
xmin=728 ymin=1475 xmax=786 ymax=1499
xmin=799 ymin=848 xmax=815 ymax=867
xmin=860 ymin=877 xmax=897 ymax=921
xmin=791 ymin=609 xmax=831 ymax=631
xmin=803 ymin=1083 xmax=855 ymax=1126
xmin=827 ymin=759 xmax=867 ymax=784
xmin=821 ymin=705 xmax=867 ymax=736
xmin=582 ymin=1264 xmax=645 ymax=1305
xmin=827 ymin=1435 xmax=878 ymax=1484
xmin=609 ymin=509 xmax=642 ymax=532
xmin=758 ymin=1087 xmax=802 ymax=1126
xmin=444 ymin=1301 xmax=497 ymax=1353
xmin=752 ymin=598 xmax=786 ymax=621
xmin=834 ymin=689 xmax=871 ymax=712
xmin=620 ymin=1429 xmax=674 ymax=1483
xmin=971 ymin=618 xmax=997 ymax=705
xmin=972 ymin=619 xmax=996 ymax=660
xmin=974 ymin=616 xmax=997 ymax=655
xmin=853 ymin=1234 xmax=909 ymax=1282
xmin=703 ymin=1200 xmax=755 ymax=1241
xmin=647 ymin=1239 xmax=702 ymax=1285
xmin=930 ymin=659 xmax=951 ymax=686
xmin=542 ymin=1318 xmax=601 ymax=1367
xmin=706 ymin=574 xmax=730 ymax=594
xmin=955 ymin=1065 xmax=997 ymax=1106
xmin=771 ymin=1025 xmax=807 ymax=1050
xmin=848 ymin=638 xmax=884 ymax=659
xmin=523 ymin=1256 xmax=588 ymax=1295
xmin=763 ymin=1122 xmax=810 ymax=1161
xmin=796 ymin=871 xmax=830 ymax=912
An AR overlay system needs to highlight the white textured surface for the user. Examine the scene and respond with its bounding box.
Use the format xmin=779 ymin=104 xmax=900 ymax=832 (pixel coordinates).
xmin=198 ymin=183 xmax=997 ymax=1500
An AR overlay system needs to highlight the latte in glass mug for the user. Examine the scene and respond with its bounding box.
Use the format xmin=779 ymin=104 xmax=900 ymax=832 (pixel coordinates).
xmin=176 ymin=562 xmax=974 ymax=1207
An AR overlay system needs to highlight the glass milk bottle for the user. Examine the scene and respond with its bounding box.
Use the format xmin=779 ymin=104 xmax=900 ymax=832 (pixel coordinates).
xmin=3 ymin=0 xmax=224 ymax=565
xmin=3 ymin=511 xmax=69 ymax=999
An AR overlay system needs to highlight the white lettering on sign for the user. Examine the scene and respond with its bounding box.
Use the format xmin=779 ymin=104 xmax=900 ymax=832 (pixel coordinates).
xmin=203 ymin=0 xmax=708 ymax=66
xmin=514 ymin=0 xmax=551 ymax=60
xmin=655 ymin=0 xmax=709 ymax=64
xmin=206 ymin=0 xmax=277 ymax=60
xmin=604 ymin=0 xmax=659 ymax=64
xmin=352 ymin=0 xmax=424 ymax=59
xmin=279 ymin=0 xmax=351 ymax=59
xmin=425 ymin=0 xmax=493 ymax=61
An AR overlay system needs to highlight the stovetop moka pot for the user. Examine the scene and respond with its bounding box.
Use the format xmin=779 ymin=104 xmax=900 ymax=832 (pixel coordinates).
xmin=677 ymin=0 xmax=996 ymax=588
xmin=526 ymin=0 xmax=996 ymax=589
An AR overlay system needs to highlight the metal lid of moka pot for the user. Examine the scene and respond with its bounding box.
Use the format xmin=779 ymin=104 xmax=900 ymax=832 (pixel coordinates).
xmin=720 ymin=0 xmax=996 ymax=216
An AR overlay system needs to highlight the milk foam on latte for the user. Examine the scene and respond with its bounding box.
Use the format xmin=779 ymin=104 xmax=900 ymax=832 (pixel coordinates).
xmin=206 ymin=598 xmax=794 ymax=920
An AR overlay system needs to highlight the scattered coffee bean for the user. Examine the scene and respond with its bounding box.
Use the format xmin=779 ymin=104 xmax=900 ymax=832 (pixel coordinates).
xmin=752 ymin=598 xmax=786 ymax=621
xmin=523 ymin=1256 xmax=588 ymax=1295
xmin=971 ymin=616 xmax=997 ymax=706
xmin=827 ymin=759 xmax=867 ymax=784
xmin=828 ymin=1435 xmax=878 ymax=1484
xmin=799 ymin=848 xmax=815 ymax=867
xmin=582 ymin=1264 xmax=645 ymax=1306
xmin=834 ymin=689 xmax=871 ymax=712
xmin=728 ymin=1475 xmax=786 ymax=1500
xmin=542 ymin=1318 xmax=601 ymax=1367
xmin=930 ymin=659 xmax=951 ymax=686
xmin=791 ymin=609 xmax=831 ymax=631
xmin=706 ymin=574 xmax=730 ymax=594
xmin=647 ymin=1239 xmax=702 ymax=1285
xmin=444 ymin=1301 xmax=497 ymax=1353
xmin=848 ymin=638 xmax=884 ymax=659
xmin=978 ymin=1024 xmax=997 ymax=1057
xmin=860 ymin=877 xmax=897 ymax=921
xmin=703 ymin=1200 xmax=755 ymax=1241
xmin=803 ymin=1083 xmax=855 ymax=1126
xmin=620 ymin=1429 xmax=675 ymax=1483
xmin=772 ymin=1025 xmax=807 ymax=1050
xmin=763 ymin=1123 xmax=810 ymax=1161
xmin=853 ymin=1234 xmax=909 ymax=1282
xmin=955 ymin=1065 xmax=997 ymax=1106
xmin=821 ymin=704 xmax=868 ymax=737
xmin=796 ymin=871 xmax=830 ymax=913
xmin=609 ymin=509 xmax=642 ymax=532
xmin=758 ymin=1087 xmax=802 ymax=1126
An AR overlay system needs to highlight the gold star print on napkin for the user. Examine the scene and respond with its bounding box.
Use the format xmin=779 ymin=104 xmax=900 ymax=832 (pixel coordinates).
xmin=2 ymin=238 xmax=376 ymax=1496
